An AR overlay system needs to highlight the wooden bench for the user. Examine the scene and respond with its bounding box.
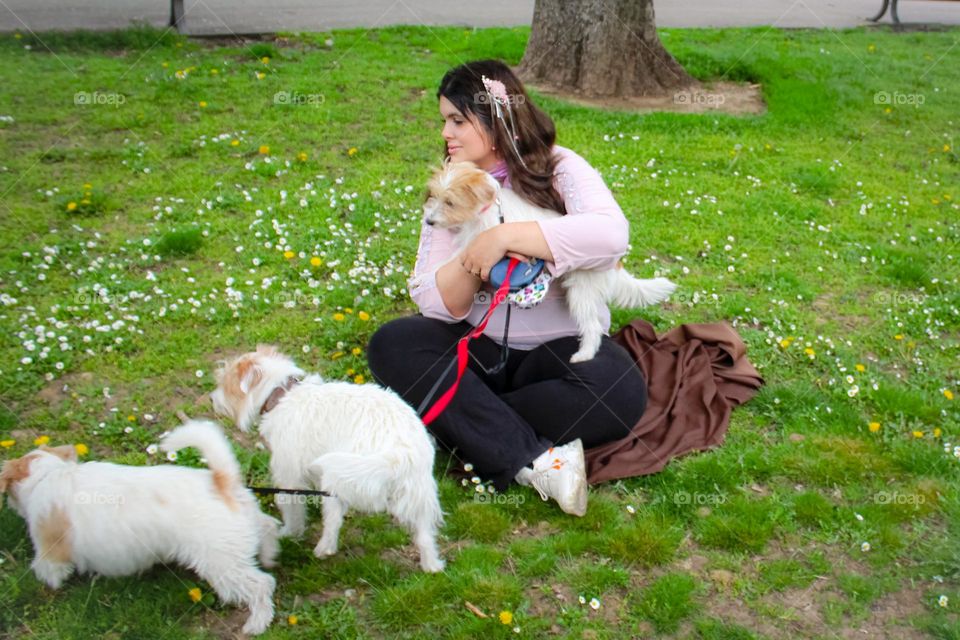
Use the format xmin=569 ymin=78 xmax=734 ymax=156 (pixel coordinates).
xmin=870 ymin=0 xmax=960 ymax=24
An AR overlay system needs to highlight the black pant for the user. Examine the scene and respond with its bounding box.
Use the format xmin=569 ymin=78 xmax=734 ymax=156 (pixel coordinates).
xmin=367 ymin=315 xmax=647 ymax=490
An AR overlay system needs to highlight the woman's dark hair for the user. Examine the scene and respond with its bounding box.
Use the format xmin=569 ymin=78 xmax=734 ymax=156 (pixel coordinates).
xmin=437 ymin=59 xmax=566 ymax=215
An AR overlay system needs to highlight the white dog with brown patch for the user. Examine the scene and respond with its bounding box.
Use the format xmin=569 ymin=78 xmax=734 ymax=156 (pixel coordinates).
xmin=424 ymin=161 xmax=677 ymax=362
xmin=0 ymin=420 xmax=279 ymax=636
xmin=210 ymin=345 xmax=445 ymax=573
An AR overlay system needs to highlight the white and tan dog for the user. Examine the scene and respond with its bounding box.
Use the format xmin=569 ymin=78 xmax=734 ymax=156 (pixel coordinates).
xmin=423 ymin=161 xmax=677 ymax=362
xmin=0 ymin=420 xmax=279 ymax=636
xmin=211 ymin=345 xmax=445 ymax=573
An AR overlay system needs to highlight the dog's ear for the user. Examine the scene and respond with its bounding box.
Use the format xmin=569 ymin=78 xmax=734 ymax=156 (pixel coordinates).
xmin=0 ymin=455 xmax=35 ymax=495
xmin=40 ymin=444 xmax=78 ymax=463
xmin=237 ymin=358 xmax=262 ymax=395
xmin=255 ymin=344 xmax=279 ymax=358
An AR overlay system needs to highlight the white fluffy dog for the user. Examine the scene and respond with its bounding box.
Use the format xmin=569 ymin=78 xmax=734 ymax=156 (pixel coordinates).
xmin=0 ymin=420 xmax=279 ymax=636
xmin=211 ymin=345 xmax=445 ymax=573
xmin=423 ymin=161 xmax=677 ymax=362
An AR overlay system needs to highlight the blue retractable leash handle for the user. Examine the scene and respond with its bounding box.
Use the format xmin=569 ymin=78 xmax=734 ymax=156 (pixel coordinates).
xmin=489 ymin=257 xmax=544 ymax=291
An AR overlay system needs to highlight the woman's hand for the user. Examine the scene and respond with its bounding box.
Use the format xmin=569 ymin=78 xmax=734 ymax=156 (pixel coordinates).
xmin=459 ymin=227 xmax=509 ymax=282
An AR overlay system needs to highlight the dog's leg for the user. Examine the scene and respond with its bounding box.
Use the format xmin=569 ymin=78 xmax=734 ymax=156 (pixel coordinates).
xmin=313 ymin=496 xmax=346 ymax=558
xmin=563 ymin=274 xmax=606 ymax=363
xmin=257 ymin=513 xmax=281 ymax=569
xmin=271 ymin=461 xmax=308 ymax=538
xmin=392 ymin=476 xmax=445 ymax=573
xmin=32 ymin=557 xmax=74 ymax=589
xmin=200 ymin=557 xmax=276 ymax=636
xmin=412 ymin=519 xmax=445 ymax=573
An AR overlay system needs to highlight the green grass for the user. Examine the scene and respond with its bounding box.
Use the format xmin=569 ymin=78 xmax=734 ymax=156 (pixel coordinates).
xmin=0 ymin=21 xmax=958 ymax=639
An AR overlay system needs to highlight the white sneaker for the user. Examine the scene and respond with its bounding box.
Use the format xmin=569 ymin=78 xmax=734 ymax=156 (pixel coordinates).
xmin=515 ymin=439 xmax=588 ymax=516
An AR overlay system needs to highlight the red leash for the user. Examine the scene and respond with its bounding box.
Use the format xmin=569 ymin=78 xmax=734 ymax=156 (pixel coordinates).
xmin=421 ymin=258 xmax=520 ymax=426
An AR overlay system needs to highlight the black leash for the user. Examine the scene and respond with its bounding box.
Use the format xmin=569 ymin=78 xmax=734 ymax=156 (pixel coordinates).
xmin=247 ymin=486 xmax=332 ymax=497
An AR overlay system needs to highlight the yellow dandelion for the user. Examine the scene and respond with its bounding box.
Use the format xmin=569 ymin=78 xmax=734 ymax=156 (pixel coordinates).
xmin=66 ymin=202 xmax=77 ymax=211
xmin=351 ymin=347 xmax=362 ymax=356
xmin=884 ymin=107 xmax=892 ymax=114
xmin=230 ymin=139 xmax=240 ymax=147
xmin=344 ymin=308 xmax=353 ymax=314
xmin=261 ymin=56 xmax=270 ymax=65
xmin=330 ymin=351 xmax=345 ymax=360
xmin=74 ymin=443 xmax=89 ymax=457
xmin=127 ymin=415 xmax=136 ymax=422
xmin=80 ymin=199 xmax=91 ymax=205
xmin=256 ymin=71 xmax=266 ymax=80
xmin=499 ymin=611 xmax=513 ymax=625
xmin=934 ymin=428 xmax=942 ymax=438
xmin=310 ymin=256 xmax=322 ymax=267
xmin=14 ymin=33 xmax=22 ymax=39
xmin=199 ymin=101 xmax=207 ymax=108
xmin=34 ymin=435 xmax=50 ymax=446
xmin=855 ymin=364 xmax=866 ymax=372
xmin=894 ymin=334 xmax=903 ymax=341
xmin=868 ymin=422 xmax=881 ymax=433
xmin=287 ymin=615 xmax=298 ymax=625
xmin=297 ymin=151 xmax=308 ymax=162
xmin=944 ymin=390 xmax=954 ymax=401
xmin=779 ymin=339 xmax=792 ymax=349
xmin=353 ymin=375 xmax=365 ymax=384
xmin=945 ymin=145 xmax=952 ymax=153
xmin=82 ymin=182 xmax=92 ymax=190
xmin=259 ymin=145 xmax=270 ymax=155
xmin=283 ymin=250 xmax=295 ymax=259
xmin=346 ymin=368 xmax=355 ymax=376
xmin=912 ymin=430 xmax=924 ymax=439
xmin=944 ymin=194 xmax=952 ymax=200
xmin=210 ymin=68 xmax=219 ymax=75
xmin=0 ymin=440 xmax=15 ymax=448
xmin=867 ymin=44 xmax=876 ymax=52
xmin=188 ymin=587 xmax=202 ymax=603
xmin=358 ymin=311 xmax=370 ymax=321
xmin=804 ymin=347 xmax=815 ymax=357
xmin=347 ymin=147 xmax=358 ymax=156
xmin=161 ymin=61 xmax=169 ymax=68
xmin=333 ymin=313 xmax=345 ymax=322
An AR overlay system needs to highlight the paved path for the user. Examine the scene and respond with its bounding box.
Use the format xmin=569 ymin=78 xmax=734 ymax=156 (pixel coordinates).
xmin=2 ymin=0 xmax=959 ymax=34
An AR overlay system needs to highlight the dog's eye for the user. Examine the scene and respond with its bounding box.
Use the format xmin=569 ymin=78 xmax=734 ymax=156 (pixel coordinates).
xmin=443 ymin=199 xmax=453 ymax=207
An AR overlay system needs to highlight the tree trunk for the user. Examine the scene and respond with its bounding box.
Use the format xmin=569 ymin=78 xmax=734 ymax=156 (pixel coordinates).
xmin=518 ymin=0 xmax=695 ymax=98
xmin=170 ymin=0 xmax=186 ymax=32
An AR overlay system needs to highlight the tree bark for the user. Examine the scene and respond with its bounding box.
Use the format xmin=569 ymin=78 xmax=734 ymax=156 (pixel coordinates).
xmin=518 ymin=0 xmax=695 ymax=98
xmin=170 ymin=0 xmax=186 ymax=32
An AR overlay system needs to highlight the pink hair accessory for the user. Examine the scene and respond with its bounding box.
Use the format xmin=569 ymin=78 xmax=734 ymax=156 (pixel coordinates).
xmin=481 ymin=75 xmax=509 ymax=104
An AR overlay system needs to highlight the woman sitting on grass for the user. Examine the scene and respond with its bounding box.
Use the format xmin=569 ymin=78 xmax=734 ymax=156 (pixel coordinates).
xmin=368 ymin=59 xmax=648 ymax=517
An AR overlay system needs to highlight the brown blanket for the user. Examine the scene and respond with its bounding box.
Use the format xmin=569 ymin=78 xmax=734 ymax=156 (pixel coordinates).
xmin=585 ymin=319 xmax=764 ymax=484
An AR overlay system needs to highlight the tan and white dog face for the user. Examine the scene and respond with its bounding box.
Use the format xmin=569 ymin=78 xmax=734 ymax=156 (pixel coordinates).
xmin=212 ymin=344 xmax=298 ymax=432
xmin=422 ymin=161 xmax=498 ymax=229
xmin=0 ymin=445 xmax=77 ymax=512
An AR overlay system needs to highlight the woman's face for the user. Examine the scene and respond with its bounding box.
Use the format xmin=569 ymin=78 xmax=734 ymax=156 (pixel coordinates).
xmin=440 ymin=95 xmax=499 ymax=171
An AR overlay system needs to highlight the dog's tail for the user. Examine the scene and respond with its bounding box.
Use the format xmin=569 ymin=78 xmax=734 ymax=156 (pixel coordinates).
xmin=608 ymin=265 xmax=677 ymax=309
xmin=161 ymin=420 xmax=242 ymax=507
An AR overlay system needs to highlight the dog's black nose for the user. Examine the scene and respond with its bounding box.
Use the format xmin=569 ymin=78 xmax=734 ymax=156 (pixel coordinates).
xmin=425 ymin=219 xmax=434 ymax=226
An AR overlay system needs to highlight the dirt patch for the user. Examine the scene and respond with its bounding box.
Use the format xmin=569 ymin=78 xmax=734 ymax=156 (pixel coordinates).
xmin=527 ymin=81 xmax=766 ymax=116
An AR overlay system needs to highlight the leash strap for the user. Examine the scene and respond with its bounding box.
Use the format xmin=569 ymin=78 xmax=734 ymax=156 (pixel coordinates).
xmin=420 ymin=258 xmax=520 ymax=426
xmin=247 ymin=486 xmax=331 ymax=497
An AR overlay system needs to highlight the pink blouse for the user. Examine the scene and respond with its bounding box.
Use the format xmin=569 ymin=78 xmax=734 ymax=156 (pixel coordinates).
xmin=407 ymin=145 xmax=629 ymax=350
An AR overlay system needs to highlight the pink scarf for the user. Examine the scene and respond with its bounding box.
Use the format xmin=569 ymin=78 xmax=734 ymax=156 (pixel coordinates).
xmin=488 ymin=159 xmax=512 ymax=188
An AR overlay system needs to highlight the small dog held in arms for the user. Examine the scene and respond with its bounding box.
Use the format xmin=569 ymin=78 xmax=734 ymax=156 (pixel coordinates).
xmin=423 ymin=160 xmax=677 ymax=362
xmin=211 ymin=345 xmax=445 ymax=573
xmin=0 ymin=420 xmax=280 ymax=636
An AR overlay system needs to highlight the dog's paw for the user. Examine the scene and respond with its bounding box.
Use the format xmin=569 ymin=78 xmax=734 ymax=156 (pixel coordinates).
xmin=313 ymin=539 xmax=338 ymax=558
xmin=278 ymin=525 xmax=305 ymax=539
xmin=569 ymin=350 xmax=595 ymax=364
xmin=420 ymin=557 xmax=446 ymax=573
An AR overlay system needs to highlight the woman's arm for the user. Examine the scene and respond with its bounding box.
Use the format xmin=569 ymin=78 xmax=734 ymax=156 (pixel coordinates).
xmin=408 ymin=220 xmax=481 ymax=321
xmin=458 ymin=222 xmax=554 ymax=282
xmin=434 ymin=259 xmax=482 ymax=317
